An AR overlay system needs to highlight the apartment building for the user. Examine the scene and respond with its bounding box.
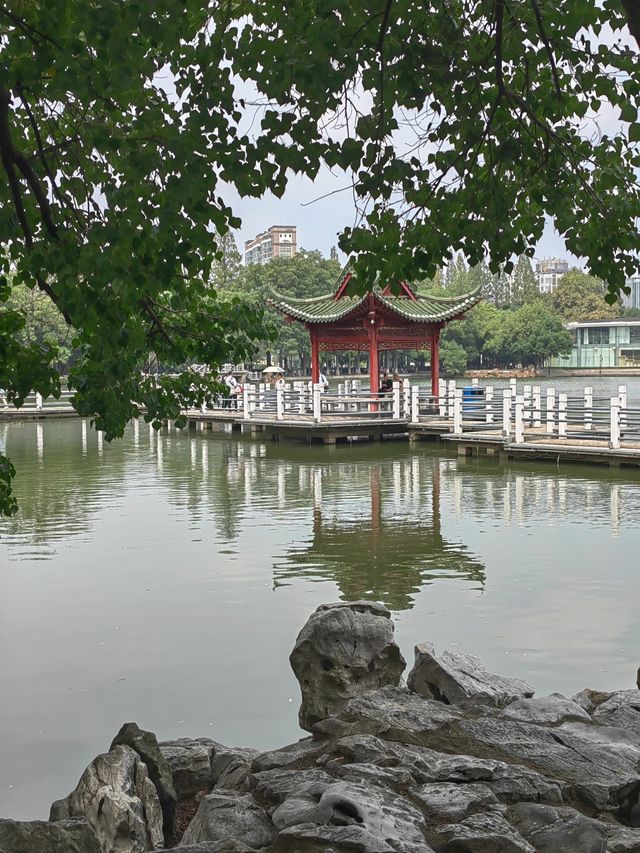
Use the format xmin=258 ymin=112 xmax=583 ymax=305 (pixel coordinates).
xmin=244 ymin=226 xmax=297 ymax=265
xmin=535 ymin=258 xmax=570 ymax=294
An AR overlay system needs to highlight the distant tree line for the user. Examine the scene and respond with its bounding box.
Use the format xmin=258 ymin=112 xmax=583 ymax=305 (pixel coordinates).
xmin=3 ymin=238 xmax=632 ymax=379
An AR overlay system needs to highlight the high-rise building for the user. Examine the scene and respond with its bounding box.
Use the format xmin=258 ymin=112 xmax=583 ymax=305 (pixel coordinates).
xmin=621 ymin=275 xmax=640 ymax=310
xmin=535 ymin=258 xmax=569 ymax=294
xmin=244 ymin=225 xmax=297 ymax=265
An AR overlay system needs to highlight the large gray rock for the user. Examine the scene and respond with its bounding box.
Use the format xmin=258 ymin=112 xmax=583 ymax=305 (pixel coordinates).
xmin=269 ymin=824 xmax=435 ymax=853
xmin=270 ymin=777 xmax=431 ymax=852
xmin=252 ymin=737 xmax=328 ymax=773
xmin=159 ymin=738 xmax=218 ymax=800
xmin=111 ymin=722 xmax=177 ymax=838
xmin=592 ymin=690 xmax=640 ymax=735
xmin=408 ymin=643 xmax=533 ymax=707
xmin=500 ymin=695 xmax=591 ymax=726
xmin=51 ymin=744 xmax=164 ymax=853
xmin=290 ymin=601 xmax=406 ymax=731
xmin=431 ymin=715 xmax=640 ymax=815
xmin=211 ymin=746 xmax=258 ymax=789
xmin=410 ymin=782 xmax=498 ymax=822
xmin=434 ymin=809 xmax=535 ymax=852
xmin=0 ymin=818 xmax=100 ymax=853
xmin=605 ymin=825 xmax=640 ymax=852
xmin=312 ymin=685 xmax=461 ymax=746
xmin=509 ymin=802 xmax=607 ymax=852
xmin=179 ymin=792 xmax=274 ymax=848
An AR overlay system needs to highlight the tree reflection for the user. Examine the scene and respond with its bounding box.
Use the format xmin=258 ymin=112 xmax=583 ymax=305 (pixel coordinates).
xmin=274 ymin=459 xmax=486 ymax=611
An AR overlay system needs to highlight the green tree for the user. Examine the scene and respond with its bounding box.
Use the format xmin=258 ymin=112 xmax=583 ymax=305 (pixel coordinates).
xmin=498 ymin=301 xmax=573 ymax=367
xmin=549 ymin=271 xmax=622 ymax=322
xmin=3 ymin=283 xmax=74 ymax=372
xmin=511 ymin=255 xmax=539 ymax=307
xmin=1 ymin=0 xmax=640 ymax=513
xmin=440 ymin=340 xmax=467 ymax=377
xmin=444 ymin=255 xmax=469 ymax=295
xmin=210 ymin=233 xmax=244 ymax=293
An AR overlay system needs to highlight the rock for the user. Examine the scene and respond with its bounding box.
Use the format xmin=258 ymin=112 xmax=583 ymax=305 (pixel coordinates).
xmin=329 ymin=734 xmax=565 ymax=804
xmin=432 ymin=716 xmax=640 ymax=815
xmin=571 ymin=688 xmax=612 ymax=715
xmin=270 ymin=778 xmax=432 ymax=852
xmin=52 ymin=744 xmax=164 ymax=853
xmin=250 ymin=767 xmax=335 ymax=805
xmin=509 ymin=802 xmax=607 ymax=852
xmin=312 ymin=685 xmax=462 ymax=746
xmin=500 ymin=695 xmax=591 ymax=726
xmin=0 ymin=818 xmax=100 ymax=853
xmin=159 ymin=738 xmax=218 ymax=800
xmin=111 ymin=722 xmax=177 ymax=838
xmin=605 ymin=825 xmax=640 ymax=852
xmin=410 ymin=782 xmax=498 ymax=822
xmin=252 ymin=737 xmax=328 ymax=773
xmin=269 ymin=823 xmax=435 ymax=853
xmin=290 ymin=601 xmax=406 ymax=732
xmin=211 ymin=746 xmax=258 ymax=789
xmin=592 ymin=690 xmax=640 ymax=735
xmin=167 ymin=845 xmax=253 ymax=853
xmin=179 ymin=792 xmax=275 ymax=848
xmin=407 ymin=643 xmax=533 ymax=707
xmin=435 ymin=809 xmax=535 ymax=852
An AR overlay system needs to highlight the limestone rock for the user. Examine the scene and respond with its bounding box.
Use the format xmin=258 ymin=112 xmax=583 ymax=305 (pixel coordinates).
xmin=290 ymin=601 xmax=406 ymax=732
xmin=592 ymin=690 xmax=640 ymax=735
xmin=250 ymin=767 xmax=335 ymax=806
xmin=571 ymin=688 xmax=612 ymax=715
xmin=410 ymin=782 xmax=498 ymax=822
xmin=605 ymin=825 xmax=640 ymax=852
xmin=269 ymin=823 xmax=435 ymax=853
xmin=52 ymin=744 xmax=164 ymax=853
xmin=408 ymin=642 xmax=533 ymax=707
xmin=165 ymin=844 xmax=252 ymax=852
xmin=271 ymin=778 xmax=431 ymax=852
xmin=311 ymin=685 xmax=461 ymax=746
xmin=509 ymin=802 xmax=607 ymax=853
xmin=111 ymin=722 xmax=177 ymax=838
xmin=500 ymin=695 xmax=591 ymax=726
xmin=252 ymin=737 xmax=327 ymax=773
xmin=179 ymin=792 xmax=274 ymax=848
xmin=211 ymin=746 xmax=258 ymax=789
xmin=435 ymin=809 xmax=535 ymax=852
xmin=0 ymin=818 xmax=100 ymax=853
xmin=433 ymin=716 xmax=640 ymax=815
xmin=159 ymin=738 xmax=218 ymax=800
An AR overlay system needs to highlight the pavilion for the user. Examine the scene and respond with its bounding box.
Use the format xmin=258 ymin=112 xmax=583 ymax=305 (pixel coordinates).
xmin=269 ymin=267 xmax=482 ymax=394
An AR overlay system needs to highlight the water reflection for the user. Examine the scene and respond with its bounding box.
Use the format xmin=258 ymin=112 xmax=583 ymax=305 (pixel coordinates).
xmin=274 ymin=460 xmax=486 ymax=611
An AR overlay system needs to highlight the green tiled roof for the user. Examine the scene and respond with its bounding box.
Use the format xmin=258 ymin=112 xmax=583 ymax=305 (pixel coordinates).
xmin=269 ymin=285 xmax=482 ymax=324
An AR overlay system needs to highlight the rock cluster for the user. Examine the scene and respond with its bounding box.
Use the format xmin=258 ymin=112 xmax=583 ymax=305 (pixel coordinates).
xmin=3 ymin=600 xmax=640 ymax=852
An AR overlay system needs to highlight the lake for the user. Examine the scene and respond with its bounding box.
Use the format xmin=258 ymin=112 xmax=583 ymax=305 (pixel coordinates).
xmin=1 ymin=380 xmax=640 ymax=819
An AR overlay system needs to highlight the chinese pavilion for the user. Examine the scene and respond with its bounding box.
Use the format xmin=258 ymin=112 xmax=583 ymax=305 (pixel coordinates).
xmin=269 ymin=268 xmax=482 ymax=394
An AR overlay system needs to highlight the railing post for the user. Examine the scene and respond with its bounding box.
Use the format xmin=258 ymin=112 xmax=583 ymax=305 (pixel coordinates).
xmin=258 ymin=382 xmax=266 ymax=410
xmin=298 ymin=385 xmax=305 ymax=415
xmin=558 ymin=392 xmax=567 ymax=437
xmin=243 ymin=384 xmax=253 ymax=420
xmin=447 ymin=380 xmax=456 ymax=419
xmin=411 ymin=385 xmax=419 ymax=423
xmin=485 ymin=386 xmax=494 ymax=423
xmin=584 ymin=386 xmax=593 ymax=431
xmin=546 ymin=388 xmax=556 ymax=434
xmin=619 ymin=384 xmax=627 ymax=432
xmin=438 ymin=379 xmax=447 ymax=417
xmin=502 ymin=388 xmax=512 ymax=437
xmin=403 ymin=382 xmax=411 ymax=418
xmin=515 ymin=394 xmax=524 ymax=443
xmin=509 ymin=377 xmax=517 ymax=398
xmin=610 ymin=397 xmax=621 ymax=449
xmin=313 ymin=383 xmax=322 ymax=423
xmin=35 ymin=392 xmax=43 ymax=411
xmin=532 ymin=386 xmax=541 ymax=428
xmin=276 ymin=387 xmax=284 ymax=421
xmin=453 ymin=388 xmax=463 ymax=434
xmin=392 ymin=382 xmax=401 ymax=419
xmin=523 ymin=384 xmax=531 ymax=424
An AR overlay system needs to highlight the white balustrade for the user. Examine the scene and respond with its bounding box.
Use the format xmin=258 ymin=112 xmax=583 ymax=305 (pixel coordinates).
xmin=439 ymin=379 xmax=447 ymax=417
xmin=392 ymin=382 xmax=401 ymax=420
xmin=411 ymin=385 xmax=419 ymax=423
xmin=502 ymin=388 xmax=512 ymax=437
xmin=312 ymin=383 xmax=322 ymax=423
xmin=532 ymin=386 xmax=541 ymax=427
xmin=485 ymin=386 xmax=494 ymax=423
xmin=584 ymin=386 xmax=593 ymax=431
xmin=276 ymin=387 xmax=284 ymax=421
xmin=610 ymin=397 xmax=621 ymax=449
xmin=453 ymin=389 xmax=463 ymax=435
xmin=558 ymin=393 xmax=567 ymax=437
xmin=514 ymin=394 xmax=524 ymax=444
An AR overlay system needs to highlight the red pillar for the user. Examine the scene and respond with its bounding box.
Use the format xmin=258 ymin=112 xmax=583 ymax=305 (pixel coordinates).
xmin=310 ymin=329 xmax=320 ymax=383
xmin=368 ymin=317 xmax=379 ymax=393
xmin=430 ymin=325 xmax=440 ymax=397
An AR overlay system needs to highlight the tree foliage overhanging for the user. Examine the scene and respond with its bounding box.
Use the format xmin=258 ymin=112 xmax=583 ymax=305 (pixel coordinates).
xmin=1 ymin=0 xmax=640 ymax=514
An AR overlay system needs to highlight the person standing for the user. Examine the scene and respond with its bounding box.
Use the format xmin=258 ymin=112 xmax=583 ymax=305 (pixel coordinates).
xmin=319 ymin=371 xmax=329 ymax=392
xmin=224 ymin=370 xmax=238 ymax=408
xmin=275 ymin=372 xmax=286 ymax=391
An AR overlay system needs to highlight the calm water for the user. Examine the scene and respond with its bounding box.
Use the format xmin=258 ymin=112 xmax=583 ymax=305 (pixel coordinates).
xmin=1 ymin=384 xmax=640 ymax=819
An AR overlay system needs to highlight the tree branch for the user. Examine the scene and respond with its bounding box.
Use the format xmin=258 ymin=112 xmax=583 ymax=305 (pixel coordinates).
xmin=530 ymin=0 xmax=562 ymax=97
xmin=622 ymin=0 xmax=640 ymax=49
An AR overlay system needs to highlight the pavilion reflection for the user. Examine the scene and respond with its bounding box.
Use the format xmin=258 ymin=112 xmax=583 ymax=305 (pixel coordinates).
xmin=273 ymin=459 xmax=486 ymax=611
